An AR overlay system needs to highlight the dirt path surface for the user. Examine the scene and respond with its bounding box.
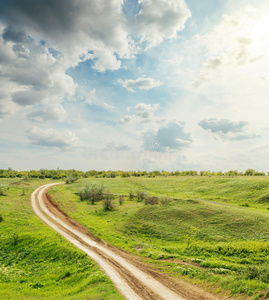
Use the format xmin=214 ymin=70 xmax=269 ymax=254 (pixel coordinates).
xmin=31 ymin=183 xmax=229 ymax=300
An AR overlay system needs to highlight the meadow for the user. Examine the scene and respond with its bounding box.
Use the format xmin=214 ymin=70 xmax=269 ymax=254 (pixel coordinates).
xmin=48 ymin=176 xmax=269 ymax=300
xmin=0 ymin=178 xmax=123 ymax=300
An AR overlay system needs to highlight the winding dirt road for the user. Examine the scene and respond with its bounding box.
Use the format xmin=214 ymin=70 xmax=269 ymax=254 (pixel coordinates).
xmin=31 ymin=183 xmax=224 ymax=300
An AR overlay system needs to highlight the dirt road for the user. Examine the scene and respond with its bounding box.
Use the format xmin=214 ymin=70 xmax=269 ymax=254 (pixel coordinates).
xmin=31 ymin=183 xmax=225 ymax=300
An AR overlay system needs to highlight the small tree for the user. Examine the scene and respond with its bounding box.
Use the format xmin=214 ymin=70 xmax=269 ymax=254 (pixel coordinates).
xmin=129 ymin=189 xmax=134 ymax=200
xmin=118 ymin=195 xmax=124 ymax=205
xmin=21 ymin=185 xmax=25 ymax=196
xmin=79 ymin=184 xmax=105 ymax=204
xmin=103 ymin=194 xmax=114 ymax=211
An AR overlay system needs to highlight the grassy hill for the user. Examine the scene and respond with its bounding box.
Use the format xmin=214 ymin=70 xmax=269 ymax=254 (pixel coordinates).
xmin=49 ymin=176 xmax=269 ymax=299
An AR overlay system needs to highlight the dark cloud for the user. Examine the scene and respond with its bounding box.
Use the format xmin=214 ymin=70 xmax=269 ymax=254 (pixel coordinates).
xmin=12 ymin=90 xmax=43 ymax=106
xmin=142 ymin=121 xmax=192 ymax=152
xmin=198 ymin=118 xmax=247 ymax=134
xmin=2 ymin=25 xmax=27 ymax=43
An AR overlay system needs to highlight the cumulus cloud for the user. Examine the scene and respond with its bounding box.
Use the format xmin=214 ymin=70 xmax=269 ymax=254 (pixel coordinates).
xmin=135 ymin=0 xmax=191 ymax=48
xmin=27 ymin=105 xmax=68 ymax=122
xmin=85 ymin=98 xmax=114 ymax=110
xmin=0 ymin=0 xmax=132 ymax=120
xmin=0 ymin=24 xmax=76 ymax=119
xmin=0 ymin=0 xmax=189 ymax=121
xmin=199 ymin=118 xmax=260 ymax=141
xmin=0 ymin=0 xmax=132 ymax=71
xmin=119 ymin=77 xmax=163 ymax=92
xmin=198 ymin=118 xmax=247 ymax=134
xmin=119 ymin=115 xmax=134 ymax=124
xmin=142 ymin=121 xmax=192 ymax=152
xmin=27 ymin=126 xmax=78 ymax=149
xmin=135 ymin=103 xmax=160 ymax=122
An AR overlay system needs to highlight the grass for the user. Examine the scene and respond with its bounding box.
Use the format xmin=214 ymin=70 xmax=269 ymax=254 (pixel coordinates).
xmin=0 ymin=178 xmax=124 ymax=300
xmin=49 ymin=176 xmax=269 ymax=299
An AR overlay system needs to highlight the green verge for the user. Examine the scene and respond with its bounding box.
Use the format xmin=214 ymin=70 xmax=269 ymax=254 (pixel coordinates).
xmin=0 ymin=178 xmax=124 ymax=300
xmin=49 ymin=176 xmax=269 ymax=300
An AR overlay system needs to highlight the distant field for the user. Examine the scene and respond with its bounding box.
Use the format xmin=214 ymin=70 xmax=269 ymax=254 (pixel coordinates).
xmin=49 ymin=176 xmax=269 ymax=300
xmin=0 ymin=178 xmax=123 ymax=300
xmin=60 ymin=176 xmax=269 ymax=208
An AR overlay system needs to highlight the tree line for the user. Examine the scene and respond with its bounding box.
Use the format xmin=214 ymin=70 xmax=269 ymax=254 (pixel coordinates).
xmin=0 ymin=168 xmax=267 ymax=179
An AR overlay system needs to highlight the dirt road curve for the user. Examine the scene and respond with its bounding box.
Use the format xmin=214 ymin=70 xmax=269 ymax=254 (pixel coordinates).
xmin=31 ymin=183 xmax=224 ymax=300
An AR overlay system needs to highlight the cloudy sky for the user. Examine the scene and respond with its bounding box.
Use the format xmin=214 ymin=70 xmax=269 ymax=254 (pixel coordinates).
xmin=1 ymin=0 xmax=269 ymax=172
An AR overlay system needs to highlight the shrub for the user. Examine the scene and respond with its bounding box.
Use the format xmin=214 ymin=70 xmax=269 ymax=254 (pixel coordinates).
xmin=129 ymin=189 xmax=134 ymax=199
xmin=65 ymin=175 xmax=78 ymax=184
xmin=103 ymin=194 xmax=114 ymax=211
xmin=159 ymin=195 xmax=172 ymax=205
xmin=118 ymin=195 xmax=124 ymax=205
xmin=145 ymin=196 xmax=158 ymax=205
xmin=0 ymin=186 xmax=6 ymax=196
xmin=78 ymin=184 xmax=105 ymax=204
xmin=21 ymin=185 xmax=25 ymax=196
xmin=0 ymin=215 xmax=3 ymax=222
xmin=136 ymin=190 xmax=148 ymax=202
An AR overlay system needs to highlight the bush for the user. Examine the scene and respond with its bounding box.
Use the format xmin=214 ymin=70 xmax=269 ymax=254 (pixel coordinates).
xmin=159 ymin=195 xmax=172 ymax=205
xmin=103 ymin=194 xmax=114 ymax=211
xmin=0 ymin=215 xmax=3 ymax=222
xmin=0 ymin=186 xmax=6 ymax=196
xmin=129 ymin=189 xmax=134 ymax=200
xmin=78 ymin=184 xmax=105 ymax=204
xmin=136 ymin=190 xmax=148 ymax=202
xmin=145 ymin=196 xmax=158 ymax=205
xmin=244 ymin=265 xmax=269 ymax=283
xmin=118 ymin=195 xmax=124 ymax=205
xmin=65 ymin=175 xmax=78 ymax=184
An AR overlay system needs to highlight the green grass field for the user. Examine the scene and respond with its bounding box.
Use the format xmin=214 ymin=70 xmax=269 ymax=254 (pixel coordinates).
xmin=0 ymin=178 xmax=123 ymax=300
xmin=48 ymin=176 xmax=269 ymax=300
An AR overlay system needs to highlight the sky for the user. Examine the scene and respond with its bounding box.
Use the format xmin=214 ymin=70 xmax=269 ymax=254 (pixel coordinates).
xmin=1 ymin=0 xmax=269 ymax=172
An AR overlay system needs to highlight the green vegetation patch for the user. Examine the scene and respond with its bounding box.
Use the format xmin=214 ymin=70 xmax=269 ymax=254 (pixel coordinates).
xmin=0 ymin=179 xmax=123 ymax=300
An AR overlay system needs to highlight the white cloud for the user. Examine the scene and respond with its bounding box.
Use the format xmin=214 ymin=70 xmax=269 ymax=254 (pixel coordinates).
xmin=119 ymin=77 xmax=163 ymax=92
xmin=27 ymin=126 xmax=78 ymax=149
xmin=119 ymin=115 xmax=134 ymax=124
xmin=85 ymin=98 xmax=114 ymax=110
xmin=27 ymin=105 xmax=68 ymax=122
xmin=198 ymin=118 xmax=260 ymax=141
xmin=142 ymin=121 xmax=192 ymax=152
xmin=199 ymin=118 xmax=247 ymax=134
xmin=135 ymin=0 xmax=191 ymax=48
xmin=135 ymin=103 xmax=160 ymax=122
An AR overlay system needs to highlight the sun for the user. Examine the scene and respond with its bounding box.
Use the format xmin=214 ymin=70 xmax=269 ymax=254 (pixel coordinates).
xmin=250 ymin=14 xmax=269 ymax=52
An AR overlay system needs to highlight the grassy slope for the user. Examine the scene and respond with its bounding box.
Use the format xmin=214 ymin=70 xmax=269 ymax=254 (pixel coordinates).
xmin=49 ymin=176 xmax=269 ymax=300
xmin=0 ymin=178 xmax=123 ymax=300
